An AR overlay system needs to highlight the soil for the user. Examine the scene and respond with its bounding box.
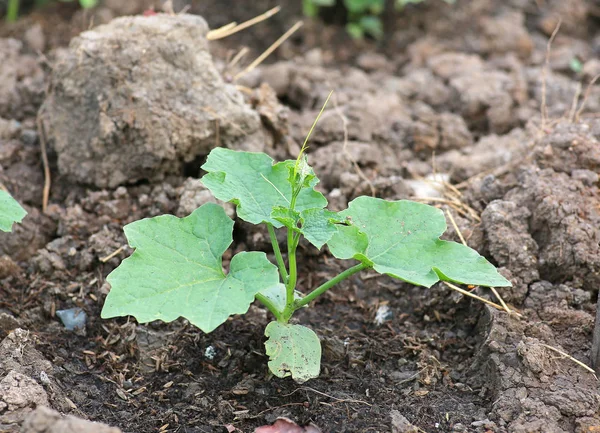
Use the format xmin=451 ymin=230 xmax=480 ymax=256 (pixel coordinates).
xmin=1 ymin=0 xmax=600 ymax=432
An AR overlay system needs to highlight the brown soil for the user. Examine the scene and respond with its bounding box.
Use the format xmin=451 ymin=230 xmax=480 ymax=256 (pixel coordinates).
xmin=1 ymin=0 xmax=600 ymax=432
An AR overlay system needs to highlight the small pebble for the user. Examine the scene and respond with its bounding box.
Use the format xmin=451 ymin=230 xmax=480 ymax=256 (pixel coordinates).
xmin=56 ymin=308 xmax=87 ymax=331
xmin=374 ymin=305 xmax=393 ymax=325
xmin=204 ymin=345 xmax=216 ymax=360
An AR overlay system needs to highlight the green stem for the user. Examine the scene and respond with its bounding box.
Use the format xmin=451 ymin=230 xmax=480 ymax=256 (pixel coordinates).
xmin=280 ymin=189 xmax=302 ymax=322
xmin=284 ymin=228 xmax=298 ymax=318
xmin=267 ymin=223 xmax=288 ymax=284
xmin=6 ymin=0 xmax=19 ymax=22
xmin=294 ymin=263 xmax=369 ymax=309
xmin=255 ymin=293 xmax=283 ymax=322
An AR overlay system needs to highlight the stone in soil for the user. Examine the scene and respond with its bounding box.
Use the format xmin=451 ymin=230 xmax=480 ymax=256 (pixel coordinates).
xmin=40 ymin=13 xmax=265 ymax=188
xmin=21 ymin=406 xmax=122 ymax=433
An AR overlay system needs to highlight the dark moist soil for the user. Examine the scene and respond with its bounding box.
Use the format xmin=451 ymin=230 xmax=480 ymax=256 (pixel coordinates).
xmin=1 ymin=0 xmax=600 ymax=432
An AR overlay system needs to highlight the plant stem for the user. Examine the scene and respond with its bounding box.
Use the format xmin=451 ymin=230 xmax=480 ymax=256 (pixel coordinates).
xmin=283 ymin=228 xmax=298 ymax=320
xmin=6 ymin=0 xmax=19 ymax=22
xmin=255 ymin=292 xmax=283 ymax=322
xmin=279 ymin=189 xmax=302 ymax=322
xmin=294 ymin=263 xmax=369 ymax=309
xmin=267 ymin=223 xmax=288 ymax=284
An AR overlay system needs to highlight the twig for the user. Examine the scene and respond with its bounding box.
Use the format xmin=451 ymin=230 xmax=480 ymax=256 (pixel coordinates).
xmin=490 ymin=287 xmax=512 ymax=315
xmin=411 ymin=197 xmax=480 ymax=222
xmin=207 ymin=22 xmax=237 ymax=39
xmin=99 ymin=246 xmax=126 ymax=263
xmin=575 ymin=73 xmax=600 ymax=122
xmin=568 ymin=82 xmax=582 ymax=122
xmin=443 ymin=282 xmax=521 ymax=317
xmin=541 ymin=19 xmax=561 ymax=130
xmin=227 ymin=47 xmax=249 ymax=70
xmin=445 ymin=209 xmax=512 ymax=315
xmin=234 ymin=21 xmax=304 ymax=81
xmin=540 ymin=343 xmax=598 ymax=380
xmin=445 ymin=209 xmax=466 ymax=246
xmin=207 ymin=6 xmax=281 ymax=40
xmin=442 ymin=179 xmax=463 ymax=198
xmin=283 ymin=386 xmax=372 ymax=406
xmin=37 ymin=114 xmax=51 ymax=214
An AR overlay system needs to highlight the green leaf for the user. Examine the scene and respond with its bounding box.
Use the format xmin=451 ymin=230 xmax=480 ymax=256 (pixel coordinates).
xmin=396 ymin=0 xmax=425 ymax=8
xmin=346 ymin=22 xmax=364 ymax=39
xmin=569 ymin=58 xmax=583 ymax=74
xmin=271 ymin=207 xmax=300 ymax=230
xmin=0 ymin=190 xmax=27 ymax=232
xmin=201 ymin=148 xmax=327 ymax=227
xmin=303 ymin=0 xmax=319 ymax=17
xmin=264 ymin=322 xmax=321 ymax=383
xmin=259 ymin=284 xmax=304 ymax=312
xmin=359 ymin=15 xmax=384 ymax=40
xmin=344 ymin=0 xmax=380 ymax=13
xmin=78 ymin=0 xmax=97 ymax=7
xmin=328 ymin=197 xmax=511 ymax=288
xmin=301 ymin=209 xmax=345 ymax=249
xmin=101 ymin=203 xmax=280 ymax=333
xmin=272 ymin=207 xmax=344 ymax=250
xmin=310 ymin=0 xmax=336 ymax=5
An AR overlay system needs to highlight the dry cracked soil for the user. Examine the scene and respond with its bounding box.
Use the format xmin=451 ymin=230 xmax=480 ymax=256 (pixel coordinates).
xmin=0 ymin=0 xmax=600 ymax=432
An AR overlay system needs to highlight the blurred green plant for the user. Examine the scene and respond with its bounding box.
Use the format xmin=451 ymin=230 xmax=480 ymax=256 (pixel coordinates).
xmin=569 ymin=58 xmax=583 ymax=74
xmin=5 ymin=0 xmax=97 ymax=22
xmin=304 ymin=0 xmax=454 ymax=39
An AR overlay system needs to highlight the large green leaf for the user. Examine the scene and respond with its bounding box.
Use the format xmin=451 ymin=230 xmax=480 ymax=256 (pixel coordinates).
xmin=201 ymin=148 xmax=327 ymax=227
xmin=101 ymin=203 xmax=280 ymax=333
xmin=0 ymin=190 xmax=27 ymax=232
xmin=264 ymin=322 xmax=321 ymax=383
xmin=328 ymin=197 xmax=511 ymax=288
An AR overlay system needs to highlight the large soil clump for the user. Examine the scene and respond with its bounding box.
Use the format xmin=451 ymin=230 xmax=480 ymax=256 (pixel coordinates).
xmin=40 ymin=14 xmax=265 ymax=188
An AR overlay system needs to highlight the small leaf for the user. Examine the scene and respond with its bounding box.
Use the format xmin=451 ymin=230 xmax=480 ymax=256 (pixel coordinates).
xmin=78 ymin=0 xmax=98 ymax=8
xmin=265 ymin=322 xmax=321 ymax=383
xmin=396 ymin=0 xmax=425 ymax=8
xmin=201 ymin=148 xmax=327 ymax=227
xmin=0 ymin=190 xmax=27 ymax=233
xmin=271 ymin=207 xmax=301 ymax=230
xmin=569 ymin=58 xmax=583 ymax=74
xmin=303 ymin=0 xmax=319 ymax=17
xmin=259 ymin=284 xmax=304 ymax=312
xmin=343 ymin=0 xmax=372 ymax=13
xmin=359 ymin=16 xmax=384 ymax=40
xmin=345 ymin=22 xmax=364 ymax=39
xmin=328 ymin=197 xmax=511 ymax=288
xmin=299 ymin=209 xmax=344 ymax=249
xmin=101 ymin=203 xmax=280 ymax=333
xmin=271 ymin=207 xmax=343 ymax=249
xmin=290 ymin=154 xmax=315 ymax=191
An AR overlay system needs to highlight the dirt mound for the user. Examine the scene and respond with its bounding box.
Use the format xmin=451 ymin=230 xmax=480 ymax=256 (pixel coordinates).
xmin=40 ymin=13 xmax=265 ymax=188
xmin=465 ymin=118 xmax=600 ymax=431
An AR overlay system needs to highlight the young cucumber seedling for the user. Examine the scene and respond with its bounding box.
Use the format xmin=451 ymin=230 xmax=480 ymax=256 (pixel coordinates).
xmin=102 ymin=100 xmax=511 ymax=382
xmin=0 ymin=189 xmax=27 ymax=232
xmin=101 ymin=149 xmax=511 ymax=382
